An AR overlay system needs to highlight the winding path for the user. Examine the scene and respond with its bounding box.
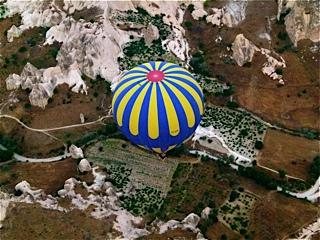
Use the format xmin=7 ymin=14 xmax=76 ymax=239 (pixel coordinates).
xmin=0 ymin=113 xmax=111 ymax=163
xmin=0 ymin=114 xmax=109 ymax=132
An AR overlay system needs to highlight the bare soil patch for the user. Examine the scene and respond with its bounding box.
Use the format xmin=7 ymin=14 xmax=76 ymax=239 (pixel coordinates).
xmin=258 ymin=128 xmax=319 ymax=180
xmin=206 ymin=222 xmax=241 ymax=240
xmin=140 ymin=229 xmax=196 ymax=240
xmin=0 ymin=203 xmax=118 ymax=240
xmin=0 ymin=158 xmax=77 ymax=195
xmin=249 ymin=192 xmax=318 ymax=240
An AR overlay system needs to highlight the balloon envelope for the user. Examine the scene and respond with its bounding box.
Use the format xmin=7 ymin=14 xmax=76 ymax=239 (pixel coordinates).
xmin=112 ymin=61 xmax=204 ymax=153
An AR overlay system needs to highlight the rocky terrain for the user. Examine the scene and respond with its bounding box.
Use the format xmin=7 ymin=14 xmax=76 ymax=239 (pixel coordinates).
xmin=0 ymin=0 xmax=319 ymax=240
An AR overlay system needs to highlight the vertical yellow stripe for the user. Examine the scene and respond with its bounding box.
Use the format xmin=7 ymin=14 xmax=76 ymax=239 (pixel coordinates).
xmin=162 ymin=81 xmax=195 ymax=128
xmin=165 ymin=78 xmax=203 ymax=115
xmin=112 ymin=77 xmax=146 ymax=110
xmin=116 ymin=83 xmax=145 ymax=126
xmin=165 ymin=74 xmax=202 ymax=93
xmin=155 ymin=61 xmax=161 ymax=70
xmin=129 ymin=82 xmax=151 ymax=135
xmin=148 ymin=83 xmax=159 ymax=139
xmin=159 ymin=83 xmax=180 ymax=136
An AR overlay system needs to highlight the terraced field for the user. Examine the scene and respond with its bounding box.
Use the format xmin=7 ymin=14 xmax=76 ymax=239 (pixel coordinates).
xmin=85 ymin=138 xmax=178 ymax=216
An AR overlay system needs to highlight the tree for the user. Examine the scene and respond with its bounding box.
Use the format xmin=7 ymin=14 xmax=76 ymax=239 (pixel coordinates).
xmin=226 ymin=100 xmax=238 ymax=109
xmin=308 ymin=156 xmax=320 ymax=184
xmin=0 ymin=149 xmax=14 ymax=161
xmin=229 ymin=190 xmax=240 ymax=202
xmin=184 ymin=21 xmax=193 ymax=30
xmin=254 ymin=140 xmax=264 ymax=150
xmin=278 ymin=169 xmax=287 ymax=179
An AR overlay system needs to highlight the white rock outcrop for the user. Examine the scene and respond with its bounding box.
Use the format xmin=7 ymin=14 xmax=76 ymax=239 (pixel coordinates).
xmin=206 ymin=0 xmax=248 ymax=27
xmin=69 ymin=145 xmax=84 ymax=159
xmin=201 ymin=207 xmax=212 ymax=219
xmin=277 ymin=0 xmax=320 ymax=46
xmin=78 ymin=159 xmax=91 ymax=173
xmin=5 ymin=62 xmax=87 ymax=108
xmin=0 ymin=192 xmax=10 ymax=229
xmin=158 ymin=213 xmax=201 ymax=234
xmin=232 ymin=34 xmax=258 ymax=66
xmin=5 ymin=73 xmax=22 ymax=90
xmin=7 ymin=25 xmax=22 ymax=42
xmin=80 ymin=113 xmax=85 ymax=124
xmin=231 ymin=34 xmax=287 ymax=84
xmin=191 ymin=9 xmax=207 ymax=20
xmin=3 ymin=0 xmax=198 ymax=108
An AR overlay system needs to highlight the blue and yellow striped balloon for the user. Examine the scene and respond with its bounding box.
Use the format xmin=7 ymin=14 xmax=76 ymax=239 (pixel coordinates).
xmin=112 ymin=61 xmax=204 ymax=153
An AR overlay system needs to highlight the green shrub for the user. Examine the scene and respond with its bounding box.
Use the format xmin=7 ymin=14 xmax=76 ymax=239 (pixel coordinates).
xmin=278 ymin=169 xmax=286 ymax=178
xmin=226 ymin=100 xmax=238 ymax=109
xmin=0 ymin=149 xmax=14 ymax=161
xmin=254 ymin=140 xmax=264 ymax=150
xmin=229 ymin=190 xmax=240 ymax=202
xmin=18 ymin=46 xmax=28 ymax=53
xmin=184 ymin=21 xmax=193 ymax=30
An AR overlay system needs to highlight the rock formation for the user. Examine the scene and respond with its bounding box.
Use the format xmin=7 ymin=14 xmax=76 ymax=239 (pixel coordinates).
xmin=191 ymin=9 xmax=207 ymax=20
xmin=232 ymin=34 xmax=258 ymax=66
xmin=6 ymin=25 xmax=22 ymax=42
xmin=277 ymin=0 xmax=320 ymax=46
xmin=205 ymin=0 xmax=248 ymax=27
xmin=201 ymin=207 xmax=212 ymax=219
xmin=69 ymin=145 xmax=84 ymax=159
xmin=5 ymin=73 xmax=22 ymax=90
xmin=142 ymin=23 xmax=159 ymax=46
xmin=231 ymin=34 xmax=286 ymax=84
xmin=78 ymin=159 xmax=91 ymax=173
xmin=158 ymin=213 xmax=201 ymax=234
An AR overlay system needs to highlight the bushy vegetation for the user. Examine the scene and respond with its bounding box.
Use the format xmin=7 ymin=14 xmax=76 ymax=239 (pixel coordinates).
xmin=116 ymin=9 xmax=174 ymax=70
xmin=254 ymin=140 xmax=264 ymax=150
xmin=0 ymin=135 xmax=21 ymax=162
xmin=189 ymin=52 xmax=210 ymax=76
xmin=297 ymin=128 xmax=318 ymax=140
xmin=276 ymin=8 xmax=291 ymax=25
xmin=166 ymin=144 xmax=188 ymax=157
xmin=201 ymin=106 xmax=267 ymax=159
xmin=0 ymin=4 xmax=8 ymax=20
xmin=121 ymin=185 xmax=163 ymax=216
xmin=238 ymin=166 xmax=277 ymax=190
xmin=307 ymin=156 xmax=320 ymax=184
xmin=106 ymin=164 xmax=132 ymax=189
xmin=226 ymin=100 xmax=238 ymax=110
xmin=219 ymin=191 xmax=256 ymax=235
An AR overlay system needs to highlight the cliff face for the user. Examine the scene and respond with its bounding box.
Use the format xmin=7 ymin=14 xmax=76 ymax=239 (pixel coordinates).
xmin=3 ymin=0 xmax=197 ymax=108
xmin=278 ymin=0 xmax=320 ymax=46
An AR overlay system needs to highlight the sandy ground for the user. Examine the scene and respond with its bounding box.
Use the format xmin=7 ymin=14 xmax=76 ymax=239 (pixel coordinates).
xmin=257 ymin=128 xmax=319 ymax=180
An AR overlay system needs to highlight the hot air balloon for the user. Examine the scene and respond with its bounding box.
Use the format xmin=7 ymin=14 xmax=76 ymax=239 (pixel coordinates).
xmin=112 ymin=61 xmax=204 ymax=154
